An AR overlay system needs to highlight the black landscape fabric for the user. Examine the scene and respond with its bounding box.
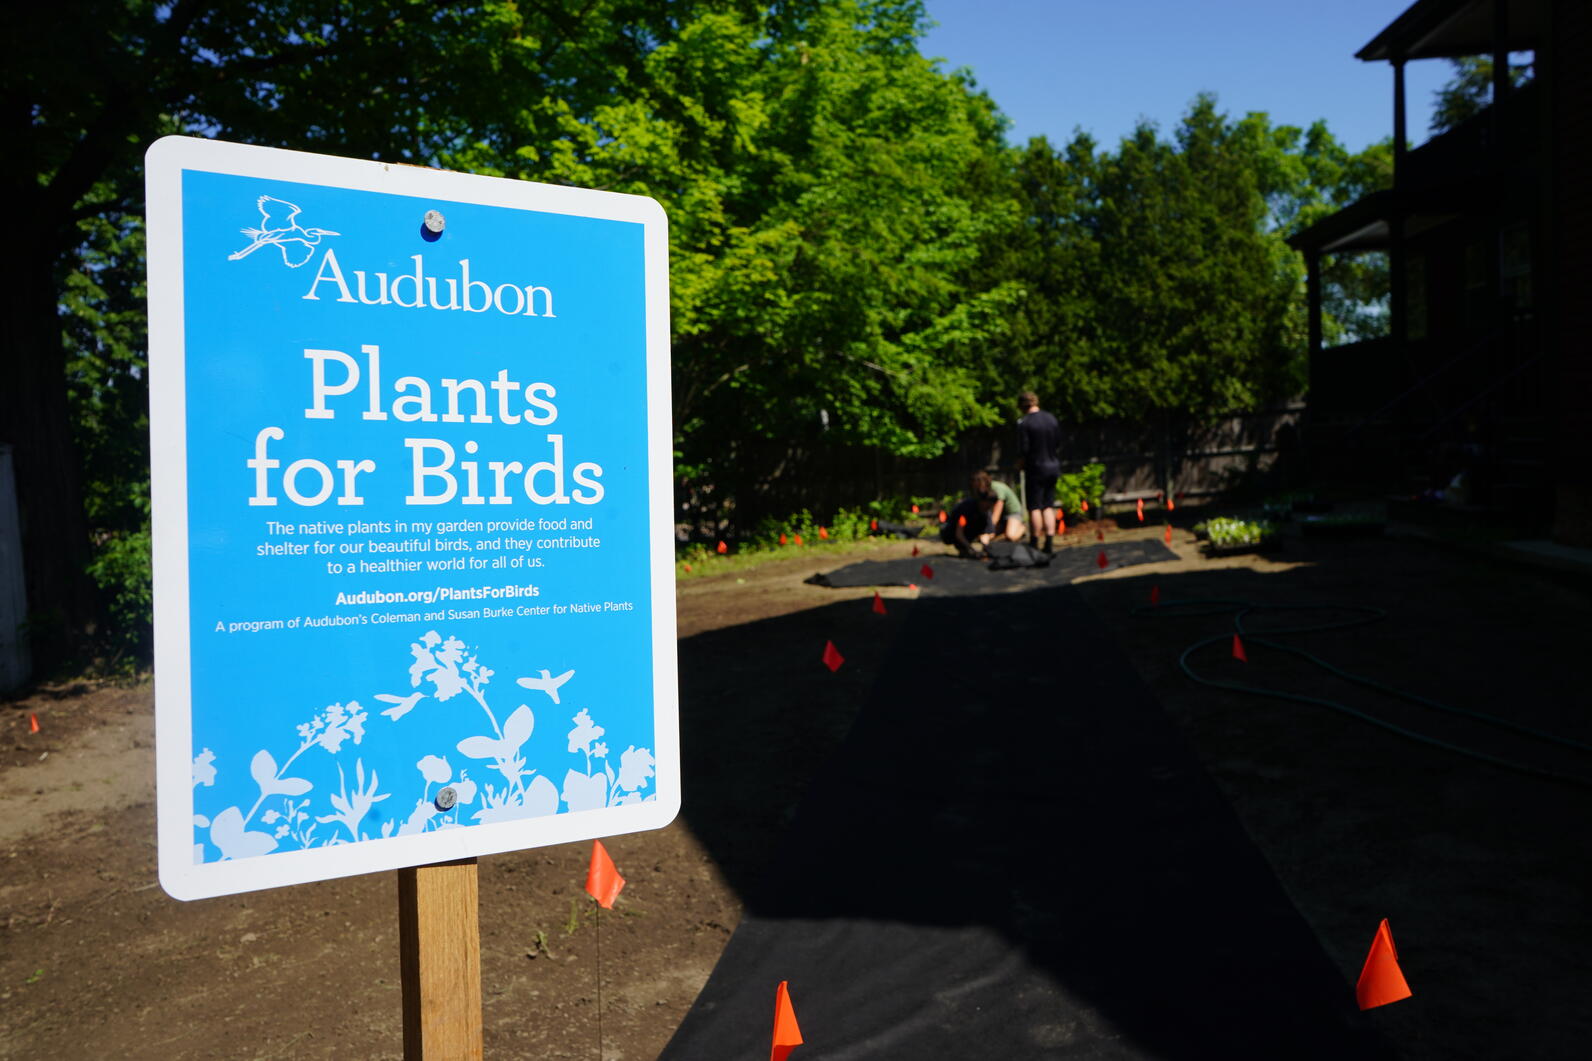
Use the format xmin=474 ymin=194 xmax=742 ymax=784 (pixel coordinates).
xmin=658 ymin=567 xmax=1393 ymax=1059
xmin=808 ymin=537 xmax=1177 ymax=589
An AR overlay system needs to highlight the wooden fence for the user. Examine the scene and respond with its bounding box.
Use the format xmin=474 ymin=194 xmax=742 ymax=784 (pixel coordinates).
xmin=678 ymin=403 xmax=1306 ymax=534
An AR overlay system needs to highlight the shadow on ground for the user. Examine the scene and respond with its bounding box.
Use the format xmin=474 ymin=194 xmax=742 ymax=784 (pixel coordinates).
xmin=668 ymin=533 xmax=1591 ymax=1059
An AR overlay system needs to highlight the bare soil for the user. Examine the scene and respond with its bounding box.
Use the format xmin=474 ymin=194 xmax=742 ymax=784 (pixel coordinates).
xmin=2 ymin=525 xmax=1587 ymax=1059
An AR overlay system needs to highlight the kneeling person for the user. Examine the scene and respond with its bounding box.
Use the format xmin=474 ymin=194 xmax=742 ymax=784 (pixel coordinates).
xmin=973 ymin=470 xmax=1025 ymax=543
xmin=940 ymin=494 xmax=992 ymax=557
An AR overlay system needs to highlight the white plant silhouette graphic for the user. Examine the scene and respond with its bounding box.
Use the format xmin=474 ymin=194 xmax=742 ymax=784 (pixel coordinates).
xmin=192 ymin=631 xmax=655 ymax=861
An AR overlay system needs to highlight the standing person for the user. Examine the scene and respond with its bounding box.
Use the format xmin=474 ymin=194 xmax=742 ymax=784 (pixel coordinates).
xmin=1016 ymin=391 xmax=1061 ymax=552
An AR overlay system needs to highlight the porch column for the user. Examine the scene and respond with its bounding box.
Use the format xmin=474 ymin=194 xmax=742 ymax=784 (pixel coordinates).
xmin=1393 ymin=57 xmax=1407 ymax=182
xmin=1306 ymin=250 xmax=1323 ymax=357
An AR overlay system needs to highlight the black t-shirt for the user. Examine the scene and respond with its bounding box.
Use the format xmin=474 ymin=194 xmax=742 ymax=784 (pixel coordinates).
xmin=1018 ymin=410 xmax=1061 ymax=476
xmin=940 ymin=498 xmax=991 ymax=543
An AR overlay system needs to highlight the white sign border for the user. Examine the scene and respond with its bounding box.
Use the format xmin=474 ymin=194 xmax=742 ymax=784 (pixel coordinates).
xmin=146 ymin=135 xmax=679 ymax=901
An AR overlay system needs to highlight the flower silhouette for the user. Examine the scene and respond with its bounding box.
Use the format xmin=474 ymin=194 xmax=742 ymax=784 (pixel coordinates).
xmin=192 ymin=748 xmax=217 ymax=788
xmin=193 ymin=633 xmax=656 ymax=860
xmin=567 ymin=709 xmax=604 ymax=755
xmin=417 ymin=755 xmax=452 ymax=785
xmin=617 ymin=746 xmax=656 ymax=795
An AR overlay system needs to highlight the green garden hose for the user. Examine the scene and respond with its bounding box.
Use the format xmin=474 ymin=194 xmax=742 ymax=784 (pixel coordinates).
xmin=1133 ymin=599 xmax=1592 ymax=789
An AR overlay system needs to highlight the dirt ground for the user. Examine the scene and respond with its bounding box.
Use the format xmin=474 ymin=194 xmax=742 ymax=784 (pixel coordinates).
xmin=2 ymin=520 xmax=1588 ymax=1059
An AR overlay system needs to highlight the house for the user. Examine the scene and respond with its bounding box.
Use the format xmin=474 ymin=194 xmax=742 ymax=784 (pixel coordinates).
xmin=1288 ymin=0 xmax=1589 ymax=545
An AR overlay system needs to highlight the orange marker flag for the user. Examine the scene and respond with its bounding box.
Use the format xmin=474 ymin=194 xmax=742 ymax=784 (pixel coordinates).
xmin=794 ymin=534 xmax=804 ymax=546
xmin=771 ymin=980 xmax=803 ymax=1061
xmin=683 ymin=563 xmax=692 ymax=573
xmin=1356 ymin=919 xmax=1412 ymax=1010
xmin=29 ymin=713 xmax=40 ymax=734
xmin=1058 ymin=516 xmax=1066 ymax=534
xmin=818 ymin=526 xmax=828 ymax=540
xmin=911 ymin=503 xmax=919 ymax=514
xmin=1150 ymin=585 xmax=1161 ymax=605
xmin=1096 ymin=550 xmax=1108 ymax=569
xmin=957 ymin=514 xmax=967 ymax=528
xmin=585 ymin=840 xmax=625 ymax=909
xmin=717 ymin=540 xmax=728 ymax=554
xmin=779 ymin=533 xmax=788 ymax=546
xmin=1232 ymin=634 xmax=1247 ymax=662
xmin=907 ymin=582 xmax=919 ymax=591
xmin=1081 ymin=499 xmax=1089 ymax=513
xmin=821 ymin=640 xmax=844 ymax=672
xmin=911 ymin=544 xmax=920 ymax=557
xmin=1164 ymin=524 xmax=1173 ymax=544
xmin=1136 ymin=497 xmax=1145 ymax=522
xmin=870 ymin=518 xmax=878 ymax=531
xmin=938 ymin=509 xmax=947 ymax=524
xmin=920 ymin=563 xmax=934 ymax=580
xmin=871 ymin=592 xmax=887 ymax=615
xmin=1167 ymin=495 xmax=1176 ymax=511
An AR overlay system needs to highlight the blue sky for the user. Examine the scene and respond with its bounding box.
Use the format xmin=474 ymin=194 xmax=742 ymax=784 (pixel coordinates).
xmin=918 ymin=0 xmax=1454 ymax=153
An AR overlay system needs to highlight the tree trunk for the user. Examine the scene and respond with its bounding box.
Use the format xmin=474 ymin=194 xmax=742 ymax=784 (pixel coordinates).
xmin=0 ymin=212 xmax=96 ymax=665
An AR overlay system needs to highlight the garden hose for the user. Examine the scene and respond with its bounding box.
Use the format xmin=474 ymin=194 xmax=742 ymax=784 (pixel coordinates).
xmin=1132 ymin=599 xmax=1592 ymax=789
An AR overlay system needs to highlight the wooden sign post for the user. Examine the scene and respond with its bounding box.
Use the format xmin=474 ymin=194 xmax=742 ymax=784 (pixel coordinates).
xmin=399 ymin=859 xmax=484 ymax=1060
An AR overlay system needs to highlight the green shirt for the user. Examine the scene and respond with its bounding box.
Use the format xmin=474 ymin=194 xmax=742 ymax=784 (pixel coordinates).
xmin=990 ymin=479 xmax=1023 ymax=524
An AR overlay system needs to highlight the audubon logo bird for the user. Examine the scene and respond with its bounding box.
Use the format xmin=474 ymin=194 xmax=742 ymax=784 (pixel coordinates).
xmin=229 ymin=196 xmax=339 ymax=267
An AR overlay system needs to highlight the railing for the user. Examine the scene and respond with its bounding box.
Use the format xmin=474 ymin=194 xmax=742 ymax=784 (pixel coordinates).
xmin=1402 ymin=79 xmax=1542 ymax=191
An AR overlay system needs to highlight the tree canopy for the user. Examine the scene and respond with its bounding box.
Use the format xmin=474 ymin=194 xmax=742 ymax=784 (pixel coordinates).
xmin=8 ymin=0 xmax=1389 ymax=664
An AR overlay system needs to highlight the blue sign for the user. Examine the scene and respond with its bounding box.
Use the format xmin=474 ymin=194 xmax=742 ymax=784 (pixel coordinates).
xmin=146 ymin=137 xmax=677 ymax=900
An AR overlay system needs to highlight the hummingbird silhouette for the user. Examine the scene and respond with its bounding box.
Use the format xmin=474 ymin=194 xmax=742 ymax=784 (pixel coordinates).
xmin=229 ymin=196 xmax=339 ymax=267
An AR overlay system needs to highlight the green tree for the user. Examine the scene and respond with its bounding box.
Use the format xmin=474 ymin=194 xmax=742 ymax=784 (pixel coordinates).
xmin=8 ymin=0 xmax=821 ymax=659
xmin=473 ymin=0 xmax=1020 ymax=520
xmin=997 ymin=99 xmax=1394 ymax=424
xmin=11 ymin=0 xmax=1018 ymax=656
xmin=7 ymin=0 xmax=540 ymax=660
xmin=1001 ymin=98 xmax=1304 ymax=422
xmin=1431 ymin=54 xmax=1534 ymax=134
